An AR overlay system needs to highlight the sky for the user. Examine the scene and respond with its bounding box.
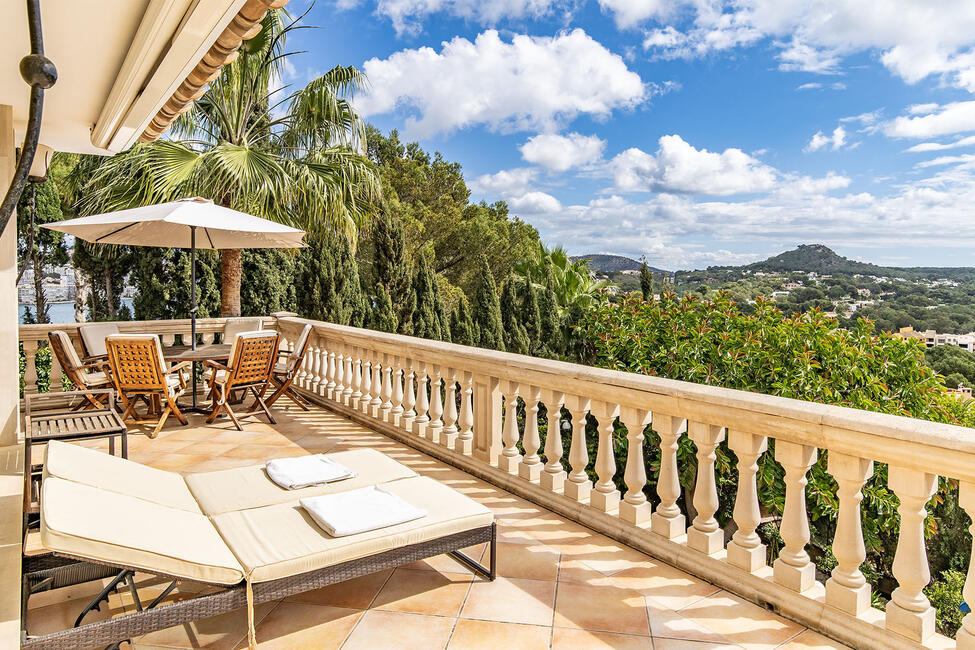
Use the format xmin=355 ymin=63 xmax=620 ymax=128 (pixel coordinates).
xmin=285 ymin=0 xmax=975 ymax=270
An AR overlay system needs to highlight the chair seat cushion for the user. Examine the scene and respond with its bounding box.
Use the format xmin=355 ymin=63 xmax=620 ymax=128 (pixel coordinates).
xmin=43 ymin=440 xmax=202 ymax=514
xmin=83 ymin=371 xmax=110 ymax=387
xmin=41 ymin=477 xmax=244 ymax=585
xmin=185 ymin=448 xmax=417 ymax=516
xmin=211 ymin=476 xmax=494 ymax=583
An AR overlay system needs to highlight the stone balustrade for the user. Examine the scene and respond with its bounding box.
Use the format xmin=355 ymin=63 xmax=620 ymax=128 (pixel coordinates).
xmin=20 ymin=314 xmax=975 ymax=649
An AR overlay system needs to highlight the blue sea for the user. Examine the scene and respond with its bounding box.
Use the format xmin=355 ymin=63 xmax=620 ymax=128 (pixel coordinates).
xmin=19 ymin=299 xmax=134 ymax=324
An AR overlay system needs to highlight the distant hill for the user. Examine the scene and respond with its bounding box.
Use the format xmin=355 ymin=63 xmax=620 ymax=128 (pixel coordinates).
xmin=574 ymin=254 xmax=669 ymax=274
xmin=744 ymin=244 xmax=884 ymax=275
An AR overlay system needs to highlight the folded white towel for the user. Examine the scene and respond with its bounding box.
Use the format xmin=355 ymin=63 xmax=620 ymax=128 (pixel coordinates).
xmin=301 ymin=485 xmax=427 ymax=537
xmin=265 ymin=455 xmax=356 ymax=490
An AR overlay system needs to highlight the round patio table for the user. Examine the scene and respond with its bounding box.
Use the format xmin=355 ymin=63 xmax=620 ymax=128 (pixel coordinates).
xmin=162 ymin=343 xmax=232 ymax=413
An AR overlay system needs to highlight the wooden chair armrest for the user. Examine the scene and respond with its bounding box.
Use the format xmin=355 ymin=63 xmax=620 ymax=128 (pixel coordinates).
xmin=165 ymin=361 xmax=193 ymax=374
xmin=203 ymin=360 xmax=233 ymax=372
xmin=80 ymin=359 xmax=111 ymax=372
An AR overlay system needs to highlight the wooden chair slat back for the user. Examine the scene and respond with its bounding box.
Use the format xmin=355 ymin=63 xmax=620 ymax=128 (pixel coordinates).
xmin=106 ymin=336 xmax=166 ymax=391
xmin=228 ymin=332 xmax=279 ymax=387
xmin=48 ymin=331 xmax=84 ymax=385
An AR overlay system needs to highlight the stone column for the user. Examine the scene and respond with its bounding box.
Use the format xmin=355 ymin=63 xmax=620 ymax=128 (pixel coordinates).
xmin=825 ymin=453 xmax=874 ymax=616
xmin=773 ymin=441 xmax=818 ymax=592
xmin=726 ymin=430 xmax=768 ymax=572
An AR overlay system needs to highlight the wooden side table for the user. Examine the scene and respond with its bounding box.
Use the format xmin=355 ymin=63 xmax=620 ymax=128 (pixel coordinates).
xmin=23 ymin=390 xmax=127 ymax=531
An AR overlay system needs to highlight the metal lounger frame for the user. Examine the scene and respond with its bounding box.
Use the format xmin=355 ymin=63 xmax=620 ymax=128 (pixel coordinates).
xmin=22 ymin=523 xmax=496 ymax=650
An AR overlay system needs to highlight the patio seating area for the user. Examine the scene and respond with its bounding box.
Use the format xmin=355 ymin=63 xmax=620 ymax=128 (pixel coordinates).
xmin=22 ymin=400 xmax=838 ymax=649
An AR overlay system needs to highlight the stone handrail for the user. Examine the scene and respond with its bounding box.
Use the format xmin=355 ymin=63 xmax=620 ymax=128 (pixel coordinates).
xmin=271 ymin=314 xmax=975 ymax=649
xmin=17 ymin=315 xmax=975 ymax=648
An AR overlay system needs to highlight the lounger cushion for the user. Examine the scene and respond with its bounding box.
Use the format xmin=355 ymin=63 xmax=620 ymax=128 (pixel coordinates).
xmin=185 ymin=448 xmax=417 ymax=516
xmin=212 ymin=476 xmax=493 ymax=582
xmin=41 ymin=477 xmax=245 ymax=585
xmin=42 ymin=440 xmax=202 ymax=514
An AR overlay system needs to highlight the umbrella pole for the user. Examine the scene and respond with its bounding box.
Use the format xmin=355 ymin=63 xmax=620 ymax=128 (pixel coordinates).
xmin=190 ymin=226 xmax=199 ymax=410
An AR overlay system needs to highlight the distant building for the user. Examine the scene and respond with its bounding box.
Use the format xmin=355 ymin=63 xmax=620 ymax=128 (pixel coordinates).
xmin=896 ymin=327 xmax=975 ymax=352
xmin=771 ymin=290 xmax=790 ymax=298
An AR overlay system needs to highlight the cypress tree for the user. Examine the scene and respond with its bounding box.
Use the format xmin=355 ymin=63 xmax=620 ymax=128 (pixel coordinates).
xmin=241 ymin=249 xmax=296 ymax=316
xmin=640 ymin=261 xmax=654 ymax=302
xmin=521 ymin=279 xmax=542 ymax=355
xmin=471 ymin=256 xmax=504 ymax=351
xmin=373 ymin=285 xmax=397 ymax=333
xmin=450 ymin=295 xmax=475 ymax=346
xmin=411 ymin=255 xmax=442 ymax=340
xmin=373 ymin=212 xmax=415 ymax=333
xmin=500 ymin=275 xmax=529 ymax=355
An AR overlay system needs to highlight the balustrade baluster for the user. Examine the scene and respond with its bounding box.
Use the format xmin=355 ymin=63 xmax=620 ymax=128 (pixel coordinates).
xmin=773 ymin=441 xmax=818 ymax=592
xmin=591 ymin=401 xmax=621 ymax=512
xmin=687 ymin=422 xmax=725 ymax=553
xmin=564 ymin=395 xmax=592 ymax=502
xmin=311 ymin=344 xmax=323 ymax=394
xmin=957 ymin=482 xmax=975 ymax=649
xmin=413 ymin=362 xmax=430 ymax=436
xmin=518 ymin=386 xmax=543 ymax=482
xmin=359 ymin=356 xmax=372 ymax=413
xmin=652 ymin=414 xmax=687 ymax=538
xmin=726 ymin=430 xmax=768 ymax=571
xmin=885 ymin=466 xmax=937 ymax=641
xmin=22 ymin=340 xmax=38 ymax=395
xmin=369 ymin=352 xmax=383 ymax=417
xmin=457 ymin=371 xmax=474 ymax=455
xmin=619 ymin=406 xmax=651 ymax=524
xmin=825 ymin=453 xmax=874 ymax=615
xmin=381 ymin=354 xmax=393 ymax=421
xmin=499 ymin=380 xmax=522 ymax=474
xmin=391 ymin=357 xmax=405 ymax=426
xmin=49 ymin=347 xmax=64 ymax=392
xmin=441 ymin=368 xmax=459 ymax=449
xmin=342 ymin=346 xmax=354 ymax=405
xmin=162 ymin=333 xmax=175 ymax=347
xmin=351 ymin=349 xmax=363 ymax=408
xmin=539 ymin=390 xmax=566 ymax=492
xmin=326 ymin=347 xmax=337 ymax=400
xmin=202 ymin=332 xmax=214 ymax=345
xmin=427 ymin=365 xmax=444 ymax=442
xmin=402 ymin=360 xmax=416 ymax=431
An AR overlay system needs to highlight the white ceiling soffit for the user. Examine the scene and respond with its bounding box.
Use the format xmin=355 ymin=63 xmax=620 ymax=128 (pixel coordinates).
xmin=1 ymin=0 xmax=245 ymax=156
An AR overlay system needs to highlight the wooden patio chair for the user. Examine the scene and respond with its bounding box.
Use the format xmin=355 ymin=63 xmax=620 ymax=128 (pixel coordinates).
xmin=47 ymin=330 xmax=113 ymax=410
xmin=105 ymin=334 xmax=191 ymax=438
xmin=204 ymin=331 xmax=279 ymax=430
xmin=257 ymin=323 xmax=312 ymax=412
xmin=222 ymin=317 xmax=262 ymax=343
xmin=78 ymin=322 xmax=120 ymax=362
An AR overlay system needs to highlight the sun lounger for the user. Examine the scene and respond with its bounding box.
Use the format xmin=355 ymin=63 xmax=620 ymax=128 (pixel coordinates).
xmin=23 ymin=441 xmax=495 ymax=650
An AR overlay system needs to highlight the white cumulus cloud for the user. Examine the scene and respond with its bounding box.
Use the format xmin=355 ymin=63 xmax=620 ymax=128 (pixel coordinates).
xmin=339 ymin=0 xmax=571 ymax=36
xmin=469 ymin=168 xmax=561 ymax=214
xmin=519 ymin=133 xmax=606 ymax=171
xmin=609 ymin=135 xmax=777 ymax=195
xmin=885 ymin=101 xmax=975 ymax=139
xmin=805 ymin=126 xmax=848 ymax=152
xmin=905 ymin=135 xmax=975 ymax=153
xmin=356 ymin=29 xmax=647 ymax=138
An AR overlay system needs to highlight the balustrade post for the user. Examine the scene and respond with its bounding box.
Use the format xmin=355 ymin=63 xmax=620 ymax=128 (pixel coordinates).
xmin=359 ymin=356 xmax=372 ymax=414
xmin=49 ymin=348 xmax=63 ymax=392
xmin=380 ymin=353 xmax=393 ymax=422
xmin=471 ymin=373 xmax=502 ymax=466
xmin=457 ymin=370 xmax=475 ymax=455
xmin=652 ymin=414 xmax=687 ymax=539
xmin=773 ymin=441 xmax=818 ymax=592
xmin=957 ymin=482 xmax=975 ymax=649
xmin=427 ymin=365 xmax=444 ymax=443
xmin=369 ymin=352 xmax=383 ymax=417
xmin=726 ymin=430 xmax=768 ymax=571
xmin=591 ymin=401 xmax=622 ymax=513
xmin=518 ymin=385 xmax=543 ymax=482
xmin=348 ymin=348 xmax=360 ymax=407
xmin=413 ymin=362 xmax=430 ymax=437
xmin=390 ymin=356 xmax=405 ymax=426
xmin=687 ymin=422 xmax=726 ymax=553
xmin=22 ymin=340 xmax=38 ymax=396
xmin=885 ymin=466 xmax=937 ymax=642
xmin=340 ymin=346 xmax=352 ymax=404
xmin=539 ymin=390 xmax=566 ymax=492
xmin=311 ymin=344 xmax=323 ymax=394
xmin=441 ymin=368 xmax=459 ymax=449
xmin=825 ymin=453 xmax=874 ymax=616
xmin=564 ymin=395 xmax=592 ymax=502
xmin=402 ymin=360 xmax=417 ymax=431
xmin=326 ymin=347 xmax=337 ymax=400
xmin=499 ymin=380 xmax=522 ymax=474
xmin=619 ymin=406 xmax=651 ymax=524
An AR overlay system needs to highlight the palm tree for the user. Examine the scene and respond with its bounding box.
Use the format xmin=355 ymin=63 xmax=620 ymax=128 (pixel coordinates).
xmin=74 ymin=11 xmax=380 ymax=315
xmin=514 ymin=242 xmax=612 ymax=313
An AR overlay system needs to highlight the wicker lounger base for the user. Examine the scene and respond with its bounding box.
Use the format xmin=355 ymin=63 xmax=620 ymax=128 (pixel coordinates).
xmin=22 ymin=523 xmax=496 ymax=650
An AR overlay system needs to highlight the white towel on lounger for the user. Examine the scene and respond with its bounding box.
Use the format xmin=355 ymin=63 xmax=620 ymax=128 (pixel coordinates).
xmin=265 ymin=455 xmax=356 ymax=490
xmin=300 ymin=486 xmax=427 ymax=537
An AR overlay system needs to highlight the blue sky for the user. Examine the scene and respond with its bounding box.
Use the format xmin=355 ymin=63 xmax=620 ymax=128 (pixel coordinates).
xmin=287 ymin=0 xmax=975 ymax=270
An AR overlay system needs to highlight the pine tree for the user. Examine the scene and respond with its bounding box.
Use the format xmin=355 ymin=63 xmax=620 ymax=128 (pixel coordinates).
xmin=472 ymin=257 xmax=505 ymax=351
xmin=411 ymin=255 xmax=443 ymax=340
xmin=640 ymin=261 xmax=654 ymax=302
xmin=450 ymin=295 xmax=475 ymax=346
xmin=372 ymin=212 xmax=415 ymax=333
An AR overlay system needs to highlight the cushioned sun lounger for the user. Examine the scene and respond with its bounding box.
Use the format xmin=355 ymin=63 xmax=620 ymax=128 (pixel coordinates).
xmin=23 ymin=441 xmax=495 ymax=650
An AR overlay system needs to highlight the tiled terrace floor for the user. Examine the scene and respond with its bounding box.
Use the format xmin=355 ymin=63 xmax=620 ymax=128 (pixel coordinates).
xmin=25 ymin=401 xmax=848 ymax=649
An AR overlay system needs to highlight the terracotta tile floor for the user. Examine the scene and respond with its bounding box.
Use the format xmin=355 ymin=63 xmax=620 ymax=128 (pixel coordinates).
xmin=25 ymin=401 xmax=849 ymax=649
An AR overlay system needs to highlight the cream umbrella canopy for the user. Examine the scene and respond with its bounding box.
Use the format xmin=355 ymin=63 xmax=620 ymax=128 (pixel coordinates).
xmin=43 ymin=197 xmax=306 ymax=408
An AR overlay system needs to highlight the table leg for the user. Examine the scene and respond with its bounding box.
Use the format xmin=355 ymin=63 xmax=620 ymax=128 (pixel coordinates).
xmin=109 ymin=436 xmax=115 ymax=457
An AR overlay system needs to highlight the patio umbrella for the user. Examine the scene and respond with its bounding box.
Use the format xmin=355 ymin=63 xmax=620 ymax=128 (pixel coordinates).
xmin=43 ymin=197 xmax=306 ymax=408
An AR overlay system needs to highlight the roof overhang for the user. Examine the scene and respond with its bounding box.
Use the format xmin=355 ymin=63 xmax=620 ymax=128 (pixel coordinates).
xmin=1 ymin=0 xmax=280 ymax=156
